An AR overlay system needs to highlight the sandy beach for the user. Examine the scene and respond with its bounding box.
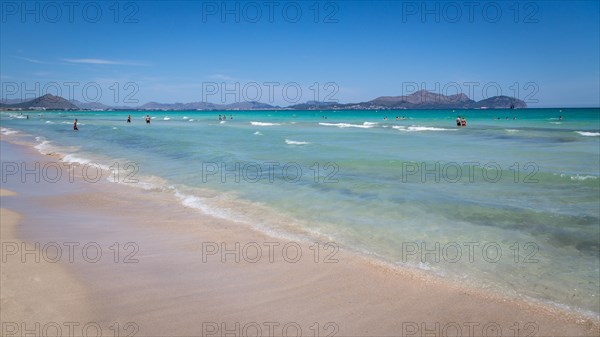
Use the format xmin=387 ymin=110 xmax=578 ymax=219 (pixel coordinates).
xmin=3 ymin=0 xmax=599 ymax=334
xmin=1 ymin=136 xmax=599 ymax=337
xmin=0 ymin=206 xmax=93 ymax=328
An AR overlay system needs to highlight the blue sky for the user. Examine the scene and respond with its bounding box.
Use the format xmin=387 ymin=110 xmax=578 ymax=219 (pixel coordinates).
xmin=1 ymin=0 xmax=599 ymax=107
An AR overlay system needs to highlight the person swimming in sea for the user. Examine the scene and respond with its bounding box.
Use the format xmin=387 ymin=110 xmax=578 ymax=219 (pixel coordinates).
xmin=230 ymin=114 xmax=233 ymax=120
xmin=146 ymin=115 xmax=151 ymax=124
xmin=73 ymin=119 xmax=78 ymax=131
xmin=127 ymin=114 xmax=131 ymax=123
xmin=461 ymin=117 xmax=467 ymax=127
xmin=456 ymin=116 xmax=461 ymax=126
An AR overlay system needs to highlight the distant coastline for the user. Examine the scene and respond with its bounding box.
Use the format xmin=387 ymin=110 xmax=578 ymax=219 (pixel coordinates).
xmin=1 ymin=90 xmax=530 ymax=111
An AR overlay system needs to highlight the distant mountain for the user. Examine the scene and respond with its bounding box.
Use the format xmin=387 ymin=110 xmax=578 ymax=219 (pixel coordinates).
xmin=0 ymin=91 xmax=526 ymax=111
xmin=137 ymin=102 xmax=212 ymax=110
xmin=225 ymin=101 xmax=276 ymax=110
xmin=137 ymin=101 xmax=276 ymax=110
xmin=292 ymin=90 xmax=525 ymax=110
xmin=232 ymin=92 xmax=524 ymax=110
xmin=289 ymin=101 xmax=341 ymax=109
xmin=473 ymin=96 xmax=527 ymax=109
xmin=368 ymin=90 xmax=474 ymax=108
xmin=0 ymin=94 xmax=79 ymax=110
xmin=71 ymin=100 xmax=112 ymax=110
xmin=0 ymin=98 xmax=112 ymax=110
xmin=180 ymin=102 xmax=220 ymax=110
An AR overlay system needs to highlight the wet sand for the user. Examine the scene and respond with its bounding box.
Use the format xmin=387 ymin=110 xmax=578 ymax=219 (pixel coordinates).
xmin=1 ymin=138 xmax=598 ymax=336
xmin=0 ymin=203 xmax=92 ymax=331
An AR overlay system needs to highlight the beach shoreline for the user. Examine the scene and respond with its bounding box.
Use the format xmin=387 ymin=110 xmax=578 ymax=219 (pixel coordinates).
xmin=1 ymin=131 xmax=599 ymax=336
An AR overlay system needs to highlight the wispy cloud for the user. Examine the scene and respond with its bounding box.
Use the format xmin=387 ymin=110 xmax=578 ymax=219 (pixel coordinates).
xmin=15 ymin=56 xmax=48 ymax=64
xmin=208 ymin=74 xmax=237 ymax=81
xmin=62 ymin=58 xmax=149 ymax=66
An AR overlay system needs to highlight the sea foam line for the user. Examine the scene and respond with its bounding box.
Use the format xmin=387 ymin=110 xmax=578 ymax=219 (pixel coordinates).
xmin=172 ymin=188 xmax=305 ymax=242
xmin=0 ymin=127 xmax=19 ymax=135
xmin=319 ymin=122 xmax=375 ymax=129
xmin=575 ymin=131 xmax=600 ymax=137
xmin=285 ymin=139 xmax=310 ymax=145
xmin=251 ymin=121 xmax=280 ymax=126
xmin=558 ymin=173 xmax=599 ymax=181
xmin=394 ymin=125 xmax=455 ymax=132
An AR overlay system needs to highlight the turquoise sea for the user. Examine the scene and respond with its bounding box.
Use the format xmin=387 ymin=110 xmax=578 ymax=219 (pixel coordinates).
xmin=2 ymin=108 xmax=599 ymax=316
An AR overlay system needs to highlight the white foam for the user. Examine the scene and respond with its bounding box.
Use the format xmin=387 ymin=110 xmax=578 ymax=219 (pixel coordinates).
xmin=575 ymin=131 xmax=600 ymax=137
xmin=34 ymin=140 xmax=53 ymax=154
xmin=557 ymin=173 xmax=599 ymax=181
xmin=319 ymin=122 xmax=374 ymax=129
xmin=174 ymin=189 xmax=232 ymax=220
xmin=0 ymin=127 xmax=18 ymax=135
xmin=220 ymin=121 xmax=226 ymax=124
xmin=45 ymin=121 xmax=54 ymax=124
xmin=183 ymin=116 xmax=189 ymax=120
xmin=285 ymin=139 xmax=310 ymax=145
xmin=254 ymin=131 xmax=263 ymax=136
xmin=251 ymin=121 xmax=280 ymax=126
xmin=418 ymin=261 xmax=432 ymax=271
xmin=189 ymin=119 xmax=195 ymax=122
xmin=6 ymin=113 xmax=28 ymax=119
xmin=394 ymin=125 xmax=454 ymax=132
xmin=505 ymin=129 xmax=519 ymax=132
xmin=550 ymin=122 xmax=562 ymax=125
xmin=163 ymin=117 xmax=171 ymax=121
xmin=61 ymin=154 xmax=110 ymax=171
xmin=61 ymin=154 xmax=91 ymax=165
xmin=570 ymin=174 xmax=597 ymax=181
xmin=409 ymin=126 xmax=453 ymax=131
xmin=171 ymin=189 xmax=310 ymax=243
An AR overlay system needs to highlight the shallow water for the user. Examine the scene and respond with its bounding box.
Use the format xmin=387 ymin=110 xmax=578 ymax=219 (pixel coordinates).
xmin=2 ymin=108 xmax=599 ymax=315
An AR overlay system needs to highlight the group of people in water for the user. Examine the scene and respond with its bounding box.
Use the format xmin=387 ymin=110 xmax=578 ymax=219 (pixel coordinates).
xmin=72 ymin=113 xmax=471 ymax=131
xmin=75 ymin=113 xmax=236 ymax=130
xmin=65 ymin=112 xmax=566 ymax=132
xmin=125 ymin=114 xmax=151 ymax=124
